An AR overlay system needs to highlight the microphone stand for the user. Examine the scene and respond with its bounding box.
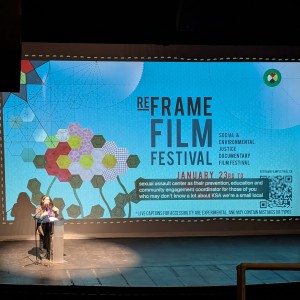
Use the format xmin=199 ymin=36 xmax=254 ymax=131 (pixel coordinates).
xmin=23 ymin=215 xmax=48 ymax=267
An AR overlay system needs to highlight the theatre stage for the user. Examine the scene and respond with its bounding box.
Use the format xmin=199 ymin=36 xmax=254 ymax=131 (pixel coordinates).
xmin=0 ymin=234 xmax=300 ymax=297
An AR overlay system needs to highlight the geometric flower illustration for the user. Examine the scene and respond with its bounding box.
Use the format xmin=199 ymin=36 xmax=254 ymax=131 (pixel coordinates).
xmin=32 ymin=122 xmax=140 ymax=219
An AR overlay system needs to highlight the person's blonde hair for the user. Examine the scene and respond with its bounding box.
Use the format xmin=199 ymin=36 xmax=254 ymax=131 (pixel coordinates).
xmin=40 ymin=195 xmax=53 ymax=207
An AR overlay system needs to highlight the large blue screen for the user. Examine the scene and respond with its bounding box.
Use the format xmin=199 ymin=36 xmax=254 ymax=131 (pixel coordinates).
xmin=2 ymin=60 xmax=300 ymax=223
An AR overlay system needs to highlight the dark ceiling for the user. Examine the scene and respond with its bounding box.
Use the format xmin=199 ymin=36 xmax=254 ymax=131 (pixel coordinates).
xmin=1 ymin=1 xmax=300 ymax=47
xmin=20 ymin=1 xmax=300 ymax=46
xmin=1 ymin=1 xmax=300 ymax=92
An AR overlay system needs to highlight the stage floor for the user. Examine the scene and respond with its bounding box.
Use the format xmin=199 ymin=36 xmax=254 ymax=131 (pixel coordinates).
xmin=0 ymin=235 xmax=300 ymax=295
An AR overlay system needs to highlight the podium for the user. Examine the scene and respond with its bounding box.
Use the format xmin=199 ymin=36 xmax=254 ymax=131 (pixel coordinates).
xmin=50 ymin=218 xmax=64 ymax=263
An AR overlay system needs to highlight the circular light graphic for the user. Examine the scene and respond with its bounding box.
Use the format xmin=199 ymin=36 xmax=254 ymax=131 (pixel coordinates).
xmin=263 ymin=69 xmax=281 ymax=87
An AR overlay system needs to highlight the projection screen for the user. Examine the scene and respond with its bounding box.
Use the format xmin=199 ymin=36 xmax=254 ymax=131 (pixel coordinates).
xmin=1 ymin=43 xmax=299 ymax=238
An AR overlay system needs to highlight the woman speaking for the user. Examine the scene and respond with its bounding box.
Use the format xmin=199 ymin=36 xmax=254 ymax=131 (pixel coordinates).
xmin=35 ymin=195 xmax=60 ymax=259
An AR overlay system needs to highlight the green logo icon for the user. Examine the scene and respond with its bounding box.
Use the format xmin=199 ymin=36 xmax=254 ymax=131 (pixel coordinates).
xmin=263 ymin=69 xmax=281 ymax=87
